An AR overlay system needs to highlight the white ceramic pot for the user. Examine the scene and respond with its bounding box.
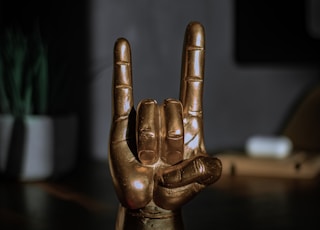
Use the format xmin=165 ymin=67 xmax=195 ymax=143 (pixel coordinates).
xmin=0 ymin=115 xmax=77 ymax=181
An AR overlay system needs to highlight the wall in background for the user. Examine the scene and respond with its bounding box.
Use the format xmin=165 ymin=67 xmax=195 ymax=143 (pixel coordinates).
xmin=87 ymin=0 xmax=320 ymax=160
xmin=1 ymin=0 xmax=319 ymax=161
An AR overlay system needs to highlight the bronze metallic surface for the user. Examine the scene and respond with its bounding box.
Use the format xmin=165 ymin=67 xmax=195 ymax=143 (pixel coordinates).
xmin=109 ymin=21 xmax=222 ymax=230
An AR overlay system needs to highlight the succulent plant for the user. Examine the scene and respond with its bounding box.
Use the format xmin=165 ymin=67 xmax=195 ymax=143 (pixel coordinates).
xmin=0 ymin=28 xmax=48 ymax=117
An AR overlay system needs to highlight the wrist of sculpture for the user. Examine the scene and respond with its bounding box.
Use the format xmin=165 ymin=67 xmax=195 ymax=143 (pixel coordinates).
xmin=115 ymin=204 xmax=184 ymax=230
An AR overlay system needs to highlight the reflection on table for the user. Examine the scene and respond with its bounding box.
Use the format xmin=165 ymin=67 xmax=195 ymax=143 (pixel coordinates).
xmin=1 ymin=161 xmax=319 ymax=230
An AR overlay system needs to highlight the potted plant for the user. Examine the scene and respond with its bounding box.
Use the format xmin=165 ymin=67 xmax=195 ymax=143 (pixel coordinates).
xmin=0 ymin=28 xmax=77 ymax=181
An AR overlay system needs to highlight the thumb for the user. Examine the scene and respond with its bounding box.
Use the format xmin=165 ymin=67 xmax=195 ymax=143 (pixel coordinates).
xmin=157 ymin=156 xmax=222 ymax=188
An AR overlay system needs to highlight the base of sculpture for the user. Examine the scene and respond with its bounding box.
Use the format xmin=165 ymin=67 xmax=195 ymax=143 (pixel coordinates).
xmin=116 ymin=204 xmax=184 ymax=230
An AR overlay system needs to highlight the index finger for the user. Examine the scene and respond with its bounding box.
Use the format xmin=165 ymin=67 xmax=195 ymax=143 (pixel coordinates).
xmin=179 ymin=22 xmax=205 ymax=116
xmin=111 ymin=38 xmax=134 ymax=142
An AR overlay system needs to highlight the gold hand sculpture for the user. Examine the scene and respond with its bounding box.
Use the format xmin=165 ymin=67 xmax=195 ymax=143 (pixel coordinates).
xmin=109 ymin=22 xmax=222 ymax=230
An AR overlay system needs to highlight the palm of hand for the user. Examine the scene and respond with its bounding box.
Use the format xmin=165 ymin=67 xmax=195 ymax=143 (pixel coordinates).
xmin=109 ymin=22 xmax=221 ymax=211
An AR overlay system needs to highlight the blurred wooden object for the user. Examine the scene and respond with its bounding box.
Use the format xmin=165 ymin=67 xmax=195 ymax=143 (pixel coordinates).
xmin=217 ymin=84 xmax=320 ymax=179
xmin=217 ymin=151 xmax=320 ymax=179
xmin=283 ymin=84 xmax=320 ymax=152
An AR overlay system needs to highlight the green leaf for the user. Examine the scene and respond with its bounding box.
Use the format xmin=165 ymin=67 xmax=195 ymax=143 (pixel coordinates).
xmin=0 ymin=56 xmax=10 ymax=113
xmin=0 ymin=27 xmax=49 ymax=116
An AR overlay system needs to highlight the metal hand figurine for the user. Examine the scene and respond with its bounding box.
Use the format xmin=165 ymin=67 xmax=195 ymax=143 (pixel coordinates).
xmin=109 ymin=22 xmax=222 ymax=230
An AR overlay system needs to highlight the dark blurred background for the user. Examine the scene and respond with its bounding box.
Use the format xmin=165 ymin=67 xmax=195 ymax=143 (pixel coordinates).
xmin=1 ymin=0 xmax=320 ymax=162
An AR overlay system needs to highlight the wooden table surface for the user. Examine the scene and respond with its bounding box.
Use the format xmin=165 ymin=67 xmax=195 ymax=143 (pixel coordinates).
xmin=1 ymin=161 xmax=319 ymax=230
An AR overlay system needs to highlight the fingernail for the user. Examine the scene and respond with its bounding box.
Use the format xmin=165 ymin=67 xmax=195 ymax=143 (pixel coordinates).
xmin=139 ymin=150 xmax=157 ymax=165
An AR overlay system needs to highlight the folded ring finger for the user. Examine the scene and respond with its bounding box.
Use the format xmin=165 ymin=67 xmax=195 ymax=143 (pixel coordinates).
xmin=161 ymin=99 xmax=184 ymax=165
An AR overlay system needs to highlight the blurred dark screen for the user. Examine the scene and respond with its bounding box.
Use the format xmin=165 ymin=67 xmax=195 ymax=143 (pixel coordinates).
xmin=235 ymin=0 xmax=320 ymax=65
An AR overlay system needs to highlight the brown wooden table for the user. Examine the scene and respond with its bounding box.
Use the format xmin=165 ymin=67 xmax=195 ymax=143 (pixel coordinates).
xmin=1 ymin=161 xmax=319 ymax=230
